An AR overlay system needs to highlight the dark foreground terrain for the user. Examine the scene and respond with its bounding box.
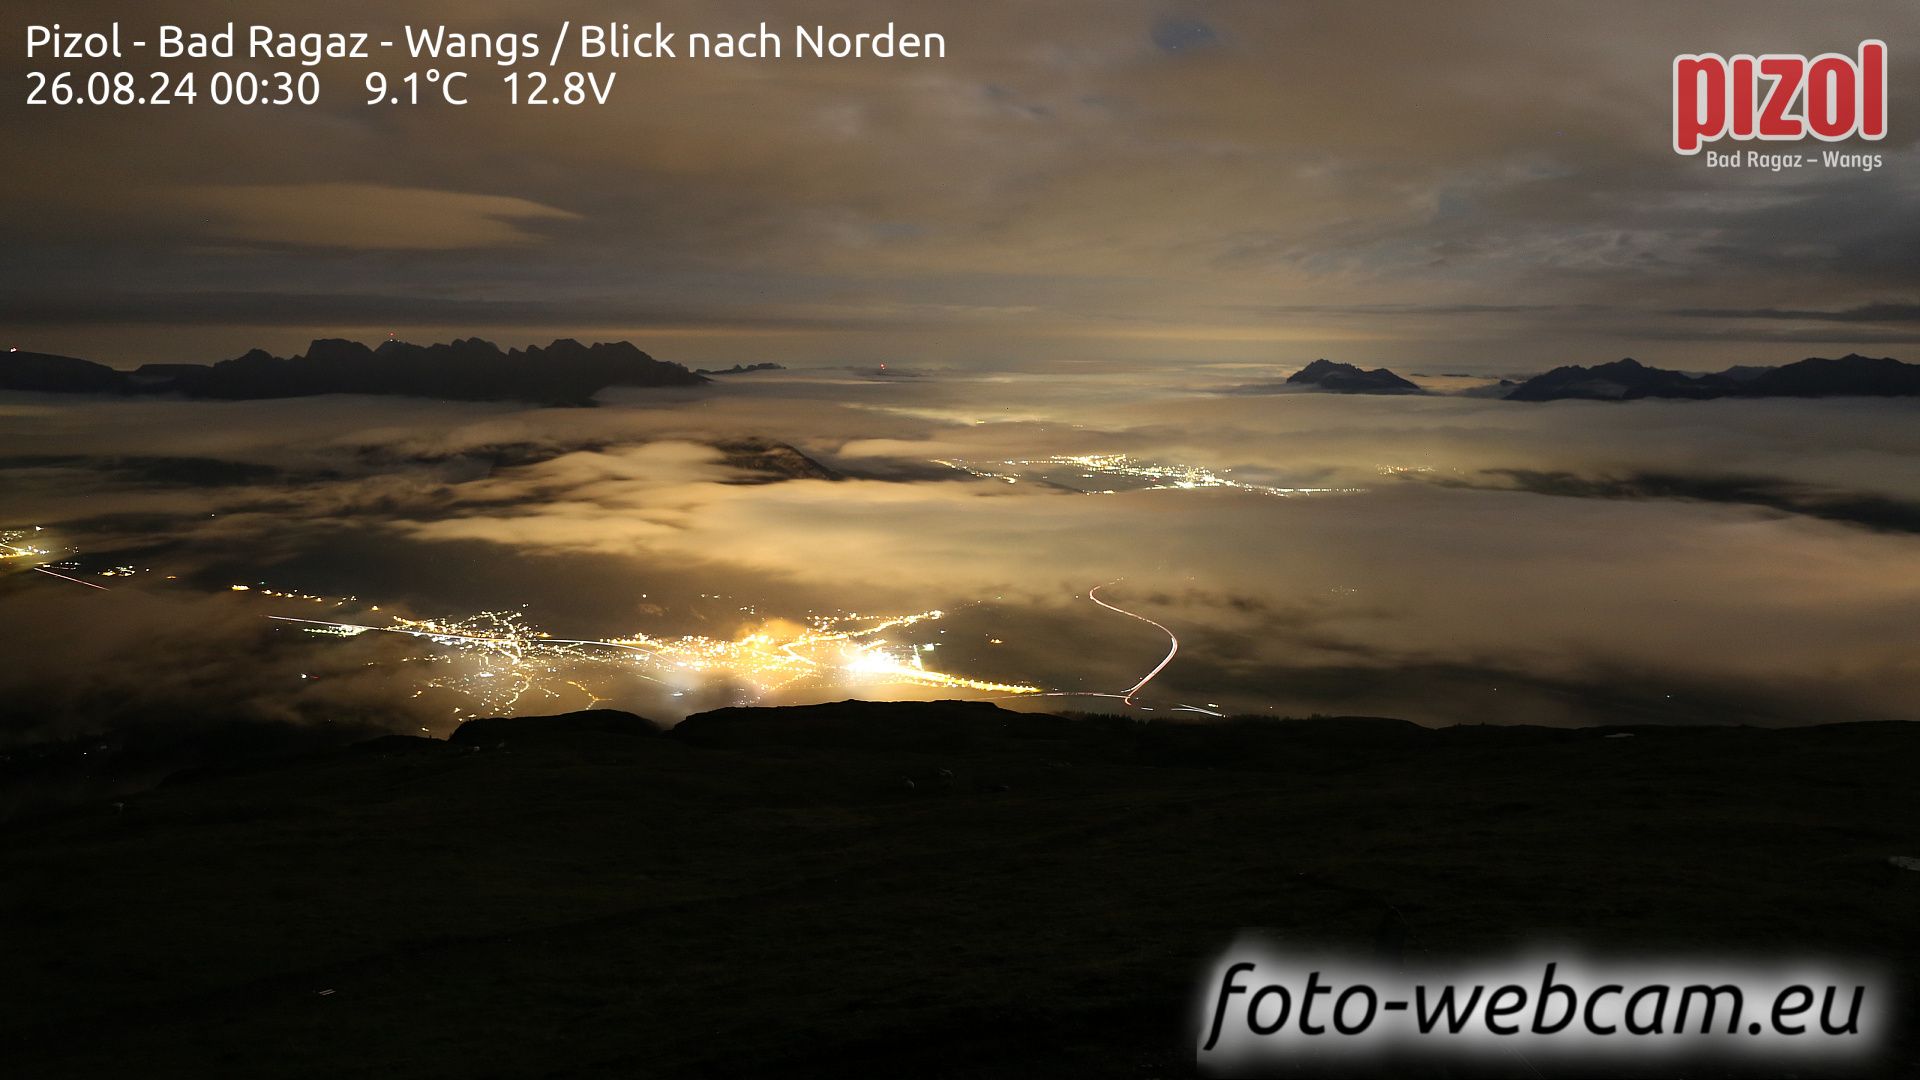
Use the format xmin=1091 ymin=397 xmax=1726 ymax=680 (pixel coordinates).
xmin=2 ymin=702 xmax=1916 ymax=1078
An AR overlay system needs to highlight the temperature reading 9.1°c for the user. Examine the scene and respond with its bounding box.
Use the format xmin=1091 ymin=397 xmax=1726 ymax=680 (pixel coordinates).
xmin=365 ymin=69 xmax=468 ymax=105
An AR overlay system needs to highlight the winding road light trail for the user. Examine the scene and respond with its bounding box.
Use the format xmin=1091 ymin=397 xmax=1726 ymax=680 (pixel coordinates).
xmin=32 ymin=566 xmax=108 ymax=590
xmin=1087 ymin=581 xmax=1179 ymax=707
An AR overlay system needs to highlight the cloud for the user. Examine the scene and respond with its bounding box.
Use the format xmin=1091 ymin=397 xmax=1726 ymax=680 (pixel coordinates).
xmin=1667 ymin=303 xmax=1920 ymax=324
xmin=1458 ymin=469 xmax=1920 ymax=535
xmin=5 ymin=366 xmax=1920 ymax=740
xmin=5 ymin=0 xmax=1918 ymax=369
xmin=172 ymin=183 xmax=581 ymax=250
xmin=1150 ymin=16 xmax=1218 ymax=53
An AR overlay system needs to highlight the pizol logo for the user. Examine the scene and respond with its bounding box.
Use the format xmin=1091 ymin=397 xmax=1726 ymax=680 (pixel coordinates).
xmin=1673 ymin=40 xmax=1886 ymax=154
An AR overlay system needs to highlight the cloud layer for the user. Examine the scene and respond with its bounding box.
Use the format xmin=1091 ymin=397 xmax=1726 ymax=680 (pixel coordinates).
xmin=3 ymin=1 xmax=1917 ymax=367
xmin=4 ymin=370 xmax=1918 ymax=741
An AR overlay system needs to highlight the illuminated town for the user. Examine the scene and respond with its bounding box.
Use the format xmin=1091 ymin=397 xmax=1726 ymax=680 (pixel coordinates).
xmin=269 ymin=605 xmax=1044 ymax=719
xmin=935 ymin=453 xmax=1366 ymax=497
xmin=5 ymin=522 xmax=1233 ymax=719
xmin=1 ymin=526 xmax=109 ymax=590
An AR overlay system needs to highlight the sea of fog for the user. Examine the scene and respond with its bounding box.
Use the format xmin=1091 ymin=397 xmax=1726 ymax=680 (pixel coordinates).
xmin=3 ymin=361 xmax=1918 ymax=746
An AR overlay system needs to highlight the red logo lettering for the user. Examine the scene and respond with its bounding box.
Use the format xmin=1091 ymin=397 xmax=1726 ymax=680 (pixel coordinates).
xmin=1673 ymin=41 xmax=1886 ymax=155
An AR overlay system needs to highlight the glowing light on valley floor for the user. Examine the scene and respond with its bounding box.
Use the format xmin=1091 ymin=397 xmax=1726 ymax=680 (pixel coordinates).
xmin=3 ymin=532 xmax=111 ymax=590
xmin=11 ymin=525 xmax=1226 ymax=719
xmin=935 ymin=453 xmax=1365 ymax=497
xmin=270 ymin=604 xmax=1042 ymax=717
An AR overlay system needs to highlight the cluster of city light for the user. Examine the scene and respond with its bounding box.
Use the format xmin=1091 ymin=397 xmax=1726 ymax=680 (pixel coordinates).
xmin=1 ymin=526 xmax=109 ymax=590
xmin=270 ymin=603 xmax=1042 ymax=718
xmin=935 ymin=454 xmax=1364 ymax=497
xmin=0 ymin=527 xmax=51 ymax=562
xmin=233 ymin=583 xmax=342 ymax=603
xmin=9 ymin=523 xmax=1210 ymax=718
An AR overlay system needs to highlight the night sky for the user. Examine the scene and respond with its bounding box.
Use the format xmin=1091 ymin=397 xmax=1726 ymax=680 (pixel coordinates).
xmin=4 ymin=0 xmax=1917 ymax=369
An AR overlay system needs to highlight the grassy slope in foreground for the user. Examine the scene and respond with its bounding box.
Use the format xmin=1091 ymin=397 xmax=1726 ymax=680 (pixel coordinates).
xmin=2 ymin=700 xmax=1916 ymax=1078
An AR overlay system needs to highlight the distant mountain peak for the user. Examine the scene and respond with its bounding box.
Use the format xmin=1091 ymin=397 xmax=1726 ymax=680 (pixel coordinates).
xmin=1284 ymin=358 xmax=1421 ymax=394
xmin=2 ymin=336 xmax=707 ymax=404
xmin=1508 ymin=353 xmax=1920 ymax=401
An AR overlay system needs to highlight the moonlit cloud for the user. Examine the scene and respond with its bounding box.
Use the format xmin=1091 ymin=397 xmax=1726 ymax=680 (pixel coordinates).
xmin=4 ymin=372 xmax=1918 ymax=733
xmin=2 ymin=0 xmax=1915 ymax=367
xmin=174 ymin=183 xmax=582 ymax=250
